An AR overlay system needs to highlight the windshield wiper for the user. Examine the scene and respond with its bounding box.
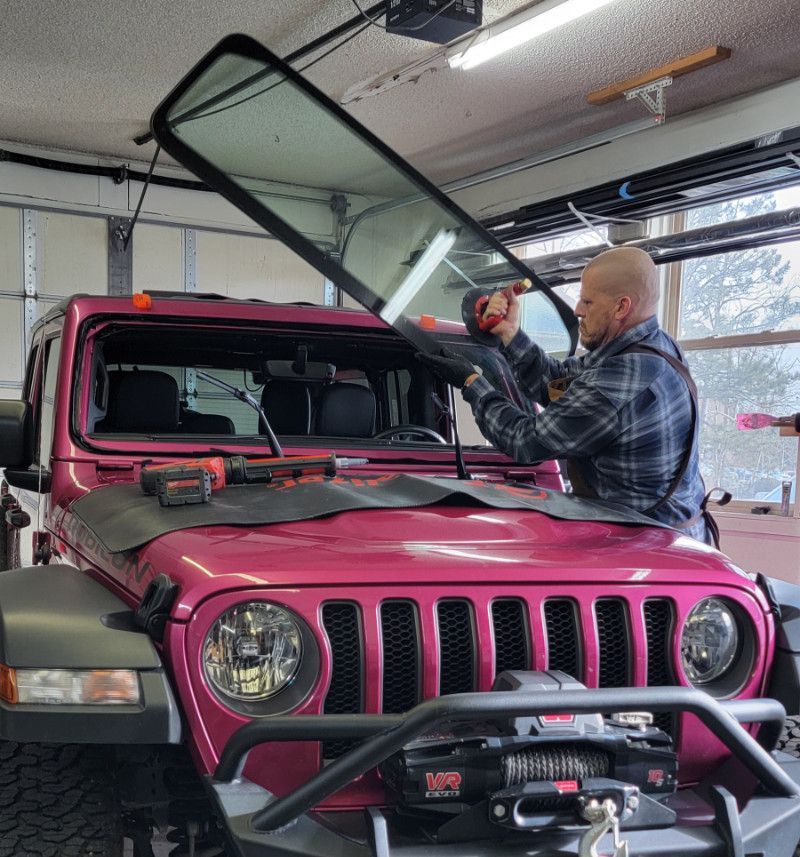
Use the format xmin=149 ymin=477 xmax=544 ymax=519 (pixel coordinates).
xmin=195 ymin=370 xmax=283 ymax=457
xmin=431 ymin=392 xmax=470 ymax=481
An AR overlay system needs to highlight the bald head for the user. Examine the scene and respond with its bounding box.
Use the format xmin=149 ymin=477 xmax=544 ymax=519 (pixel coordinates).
xmin=575 ymin=247 xmax=660 ymax=350
xmin=582 ymin=247 xmax=659 ymax=320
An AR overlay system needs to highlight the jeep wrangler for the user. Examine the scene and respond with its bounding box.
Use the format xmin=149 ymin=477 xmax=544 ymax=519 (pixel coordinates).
xmin=1 ymin=32 xmax=800 ymax=857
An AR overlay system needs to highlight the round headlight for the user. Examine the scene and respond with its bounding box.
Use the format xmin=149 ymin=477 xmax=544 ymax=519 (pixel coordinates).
xmin=204 ymin=602 xmax=302 ymax=701
xmin=681 ymin=597 xmax=739 ymax=685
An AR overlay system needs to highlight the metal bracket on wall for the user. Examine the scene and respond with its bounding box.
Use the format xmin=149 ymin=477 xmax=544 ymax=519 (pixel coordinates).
xmin=184 ymin=229 xmax=197 ymax=293
xmin=183 ymin=229 xmax=198 ymax=407
xmin=323 ymin=278 xmax=337 ymax=306
xmin=22 ymin=209 xmax=39 ymax=352
xmin=624 ymin=76 xmax=673 ymax=122
xmin=108 ymin=217 xmax=133 ymax=295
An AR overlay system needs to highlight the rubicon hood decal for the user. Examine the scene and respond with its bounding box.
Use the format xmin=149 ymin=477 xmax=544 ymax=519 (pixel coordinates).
xmin=70 ymin=473 xmax=664 ymax=554
xmin=149 ymin=33 xmax=577 ymax=357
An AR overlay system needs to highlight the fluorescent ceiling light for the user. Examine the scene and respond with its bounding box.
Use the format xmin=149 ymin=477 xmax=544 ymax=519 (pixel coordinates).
xmin=448 ymin=0 xmax=619 ymax=70
xmin=381 ymin=229 xmax=459 ymax=324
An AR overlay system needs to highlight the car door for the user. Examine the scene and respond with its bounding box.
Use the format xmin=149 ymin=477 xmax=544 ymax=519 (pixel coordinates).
xmin=9 ymin=322 xmax=62 ymax=567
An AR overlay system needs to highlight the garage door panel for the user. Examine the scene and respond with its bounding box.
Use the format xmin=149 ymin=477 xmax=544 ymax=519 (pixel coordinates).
xmin=0 ymin=298 xmax=25 ymax=385
xmin=196 ymin=232 xmax=323 ymax=303
xmin=0 ymin=207 xmax=22 ymax=295
xmin=40 ymin=212 xmax=107 ymax=296
xmin=133 ymin=223 xmax=183 ymax=293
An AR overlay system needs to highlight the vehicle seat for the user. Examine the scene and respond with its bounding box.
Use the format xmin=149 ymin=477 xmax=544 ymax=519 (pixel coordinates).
xmin=261 ymin=380 xmax=312 ymax=435
xmin=315 ymin=382 xmax=375 ymax=438
xmin=98 ymin=370 xmax=180 ymax=433
xmin=180 ymin=408 xmax=235 ymax=434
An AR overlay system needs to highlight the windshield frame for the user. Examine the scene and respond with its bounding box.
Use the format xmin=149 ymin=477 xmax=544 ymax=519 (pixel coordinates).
xmin=71 ymin=314 xmax=526 ymax=459
xmin=149 ymin=33 xmax=578 ymax=357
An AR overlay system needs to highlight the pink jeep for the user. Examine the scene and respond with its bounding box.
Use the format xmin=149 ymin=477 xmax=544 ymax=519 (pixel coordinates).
xmin=0 ymin=32 xmax=799 ymax=857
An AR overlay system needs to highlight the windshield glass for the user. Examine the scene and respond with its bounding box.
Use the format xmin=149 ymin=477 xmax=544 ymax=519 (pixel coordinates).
xmin=151 ymin=36 xmax=576 ymax=356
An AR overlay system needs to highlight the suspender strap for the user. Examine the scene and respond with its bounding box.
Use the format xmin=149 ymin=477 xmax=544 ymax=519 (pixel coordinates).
xmin=555 ymin=341 xmax=728 ymax=547
xmin=618 ymin=343 xmax=698 ymax=516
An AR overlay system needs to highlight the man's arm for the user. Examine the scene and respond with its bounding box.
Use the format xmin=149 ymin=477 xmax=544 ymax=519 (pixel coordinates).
xmin=463 ymin=371 xmax=620 ymax=463
xmin=481 ymin=287 xmax=584 ymax=405
xmin=500 ymin=329 xmax=585 ymax=406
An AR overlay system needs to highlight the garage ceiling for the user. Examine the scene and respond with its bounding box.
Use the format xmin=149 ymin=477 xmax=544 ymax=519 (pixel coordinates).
xmin=1 ymin=0 xmax=799 ymax=186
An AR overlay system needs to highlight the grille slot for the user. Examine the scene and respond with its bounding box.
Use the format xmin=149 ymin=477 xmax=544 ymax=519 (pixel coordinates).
xmin=437 ymin=601 xmax=476 ymax=695
xmin=544 ymin=599 xmax=581 ymax=680
xmin=321 ymin=602 xmax=363 ymax=760
xmin=596 ymin=599 xmax=630 ymax=687
xmin=492 ymin=599 xmax=530 ymax=676
xmin=381 ymin=601 xmax=420 ymax=713
xmin=644 ymin=599 xmax=676 ymax=737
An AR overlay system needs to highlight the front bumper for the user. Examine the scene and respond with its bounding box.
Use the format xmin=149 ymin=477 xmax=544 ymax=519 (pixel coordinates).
xmin=205 ymin=687 xmax=800 ymax=857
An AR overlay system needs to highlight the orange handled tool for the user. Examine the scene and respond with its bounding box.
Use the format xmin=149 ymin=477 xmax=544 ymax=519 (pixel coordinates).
xmin=141 ymin=453 xmax=339 ymax=506
xmin=473 ymin=278 xmax=532 ymax=334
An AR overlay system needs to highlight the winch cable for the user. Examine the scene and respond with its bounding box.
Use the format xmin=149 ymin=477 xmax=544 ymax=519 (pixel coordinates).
xmin=501 ymin=745 xmax=610 ymax=787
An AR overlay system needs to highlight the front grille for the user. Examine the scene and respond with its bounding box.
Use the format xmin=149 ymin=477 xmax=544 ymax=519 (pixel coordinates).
xmin=321 ymin=602 xmax=363 ymax=760
xmin=644 ymin=599 xmax=676 ymax=736
xmin=595 ymin=599 xmax=630 ymax=687
xmin=381 ymin=601 xmax=420 ymax=713
xmin=544 ymin=599 xmax=581 ymax=678
xmin=320 ymin=593 xmax=685 ymax=757
xmin=437 ymin=601 xmax=475 ymax=695
xmin=492 ymin=599 xmax=529 ymax=674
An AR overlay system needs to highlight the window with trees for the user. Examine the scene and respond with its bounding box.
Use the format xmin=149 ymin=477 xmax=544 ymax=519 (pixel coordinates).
xmin=670 ymin=188 xmax=800 ymax=508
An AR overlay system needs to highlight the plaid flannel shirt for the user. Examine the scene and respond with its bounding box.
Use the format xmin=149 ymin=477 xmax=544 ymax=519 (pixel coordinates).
xmin=462 ymin=316 xmax=711 ymax=543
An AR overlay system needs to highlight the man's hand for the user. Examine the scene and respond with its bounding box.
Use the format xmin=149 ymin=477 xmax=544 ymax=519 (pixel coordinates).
xmin=417 ymin=348 xmax=480 ymax=389
xmin=484 ymin=287 xmax=521 ymax=346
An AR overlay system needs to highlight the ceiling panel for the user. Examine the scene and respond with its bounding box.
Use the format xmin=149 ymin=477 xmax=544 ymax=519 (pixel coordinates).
xmin=0 ymin=0 xmax=798 ymax=184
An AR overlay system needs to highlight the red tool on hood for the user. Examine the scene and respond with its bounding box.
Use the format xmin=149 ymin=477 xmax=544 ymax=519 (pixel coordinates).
xmin=140 ymin=453 xmax=338 ymax=506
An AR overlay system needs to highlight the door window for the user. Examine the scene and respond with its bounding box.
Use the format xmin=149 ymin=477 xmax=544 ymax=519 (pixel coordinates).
xmin=37 ymin=337 xmax=62 ymax=467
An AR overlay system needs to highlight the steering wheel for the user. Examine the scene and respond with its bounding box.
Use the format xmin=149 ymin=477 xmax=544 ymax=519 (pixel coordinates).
xmin=372 ymin=424 xmax=447 ymax=443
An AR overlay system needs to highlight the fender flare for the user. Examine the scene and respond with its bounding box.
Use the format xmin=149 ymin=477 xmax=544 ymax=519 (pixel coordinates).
xmin=0 ymin=564 xmax=181 ymax=744
xmin=760 ymin=574 xmax=800 ymax=716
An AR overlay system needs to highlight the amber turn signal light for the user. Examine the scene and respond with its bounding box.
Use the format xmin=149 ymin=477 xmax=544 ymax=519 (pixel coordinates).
xmin=0 ymin=664 xmax=19 ymax=704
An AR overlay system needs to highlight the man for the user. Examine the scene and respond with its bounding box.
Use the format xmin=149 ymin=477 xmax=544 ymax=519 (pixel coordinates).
xmin=422 ymin=246 xmax=718 ymax=546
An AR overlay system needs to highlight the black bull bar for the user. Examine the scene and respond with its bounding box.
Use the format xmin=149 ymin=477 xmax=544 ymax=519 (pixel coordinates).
xmin=212 ymin=686 xmax=798 ymax=833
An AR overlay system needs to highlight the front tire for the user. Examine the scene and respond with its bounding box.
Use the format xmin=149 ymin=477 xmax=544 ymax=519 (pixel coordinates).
xmin=778 ymin=715 xmax=800 ymax=757
xmin=0 ymin=742 xmax=122 ymax=857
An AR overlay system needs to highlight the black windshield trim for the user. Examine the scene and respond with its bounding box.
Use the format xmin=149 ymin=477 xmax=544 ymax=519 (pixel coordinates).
xmin=149 ymin=33 xmax=578 ymax=356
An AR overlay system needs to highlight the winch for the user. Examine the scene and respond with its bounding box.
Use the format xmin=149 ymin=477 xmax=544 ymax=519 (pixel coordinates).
xmin=379 ymin=672 xmax=678 ymax=845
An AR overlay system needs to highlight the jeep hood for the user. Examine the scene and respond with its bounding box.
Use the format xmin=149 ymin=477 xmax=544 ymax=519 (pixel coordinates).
xmin=149 ymin=34 xmax=577 ymax=358
xmin=132 ymin=506 xmax=750 ymax=621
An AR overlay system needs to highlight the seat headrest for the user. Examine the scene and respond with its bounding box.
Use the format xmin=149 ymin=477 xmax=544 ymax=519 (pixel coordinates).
xmin=261 ymin=380 xmax=312 ymax=435
xmin=180 ymin=409 xmax=235 ymax=434
xmin=105 ymin=370 xmax=180 ymax=432
xmin=315 ymin=382 xmax=375 ymax=438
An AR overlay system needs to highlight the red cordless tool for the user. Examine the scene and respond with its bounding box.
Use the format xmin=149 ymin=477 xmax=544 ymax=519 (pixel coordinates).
xmin=461 ymin=278 xmax=532 ymax=346
xmin=141 ymin=453 xmax=338 ymax=507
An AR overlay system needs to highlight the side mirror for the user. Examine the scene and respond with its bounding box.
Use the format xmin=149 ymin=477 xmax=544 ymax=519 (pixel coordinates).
xmin=0 ymin=401 xmax=33 ymax=469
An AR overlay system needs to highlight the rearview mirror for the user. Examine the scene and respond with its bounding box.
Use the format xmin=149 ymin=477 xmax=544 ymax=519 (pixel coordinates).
xmin=0 ymin=401 xmax=33 ymax=469
xmin=256 ymin=360 xmax=336 ymax=382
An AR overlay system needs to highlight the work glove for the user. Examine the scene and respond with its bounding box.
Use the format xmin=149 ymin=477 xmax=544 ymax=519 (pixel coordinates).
xmin=417 ymin=348 xmax=481 ymax=389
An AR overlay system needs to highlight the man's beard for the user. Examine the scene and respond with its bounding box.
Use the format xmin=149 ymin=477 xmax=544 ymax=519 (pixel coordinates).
xmin=579 ymin=329 xmax=602 ymax=351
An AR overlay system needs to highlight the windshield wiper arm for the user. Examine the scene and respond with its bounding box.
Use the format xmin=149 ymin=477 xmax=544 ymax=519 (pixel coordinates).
xmin=431 ymin=391 xmax=470 ymax=481
xmin=195 ymin=371 xmax=283 ymax=457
